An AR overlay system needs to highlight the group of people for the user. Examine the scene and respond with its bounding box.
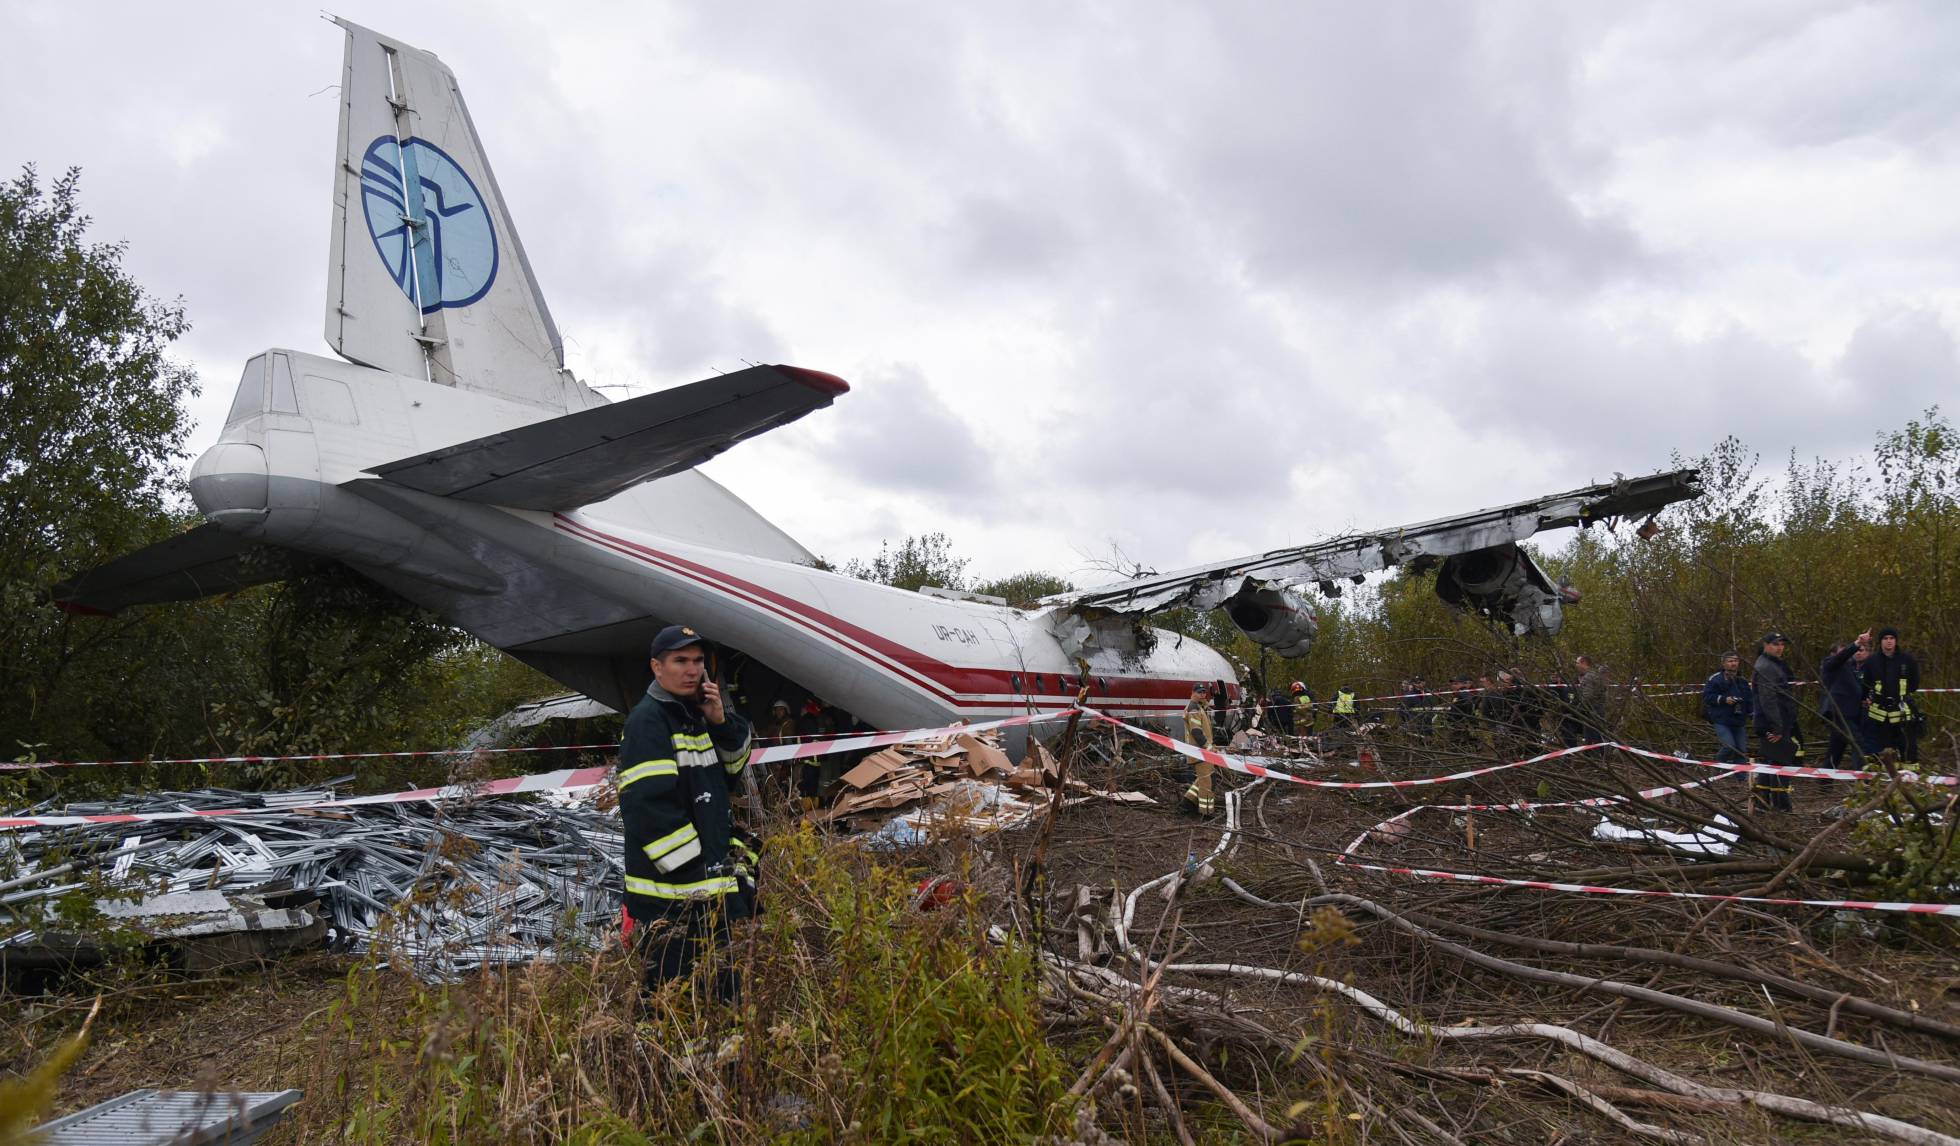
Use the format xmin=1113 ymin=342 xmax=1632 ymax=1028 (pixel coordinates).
xmin=618 ymin=618 xmax=1930 ymax=999
xmin=757 ymin=696 xmax=872 ymax=809
xmin=1703 ymin=626 xmax=1923 ymax=812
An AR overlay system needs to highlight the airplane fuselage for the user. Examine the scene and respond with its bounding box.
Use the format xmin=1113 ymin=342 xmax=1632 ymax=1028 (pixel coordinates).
xmin=191 ymin=349 xmax=1236 ymax=726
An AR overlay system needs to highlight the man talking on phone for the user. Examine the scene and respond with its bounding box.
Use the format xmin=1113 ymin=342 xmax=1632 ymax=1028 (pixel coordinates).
xmin=619 ymin=625 xmax=756 ymax=998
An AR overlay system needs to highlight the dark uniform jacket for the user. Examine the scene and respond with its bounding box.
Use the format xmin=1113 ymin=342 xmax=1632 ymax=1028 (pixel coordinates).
xmin=1818 ymin=643 xmax=1864 ymax=720
xmin=619 ymin=683 xmax=754 ymax=922
xmin=1701 ymin=671 xmax=1754 ymax=728
xmin=1860 ymin=649 xmax=1920 ymax=720
xmin=1752 ymin=652 xmax=1797 ymax=738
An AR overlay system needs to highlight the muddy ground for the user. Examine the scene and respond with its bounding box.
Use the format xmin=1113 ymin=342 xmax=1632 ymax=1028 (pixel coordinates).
xmin=6 ymin=729 xmax=1958 ymax=1143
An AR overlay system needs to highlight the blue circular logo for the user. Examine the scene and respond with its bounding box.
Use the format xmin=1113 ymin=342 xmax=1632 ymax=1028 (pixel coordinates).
xmin=359 ymin=136 xmax=498 ymax=314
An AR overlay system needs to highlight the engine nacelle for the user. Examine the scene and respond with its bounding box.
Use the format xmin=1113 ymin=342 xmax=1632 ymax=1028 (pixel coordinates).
xmin=1224 ymin=586 xmax=1318 ymax=657
xmin=1434 ymin=542 xmax=1576 ymax=635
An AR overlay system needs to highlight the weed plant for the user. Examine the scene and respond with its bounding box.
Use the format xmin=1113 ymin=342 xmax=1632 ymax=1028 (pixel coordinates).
xmin=295 ymin=824 xmax=1070 ymax=1144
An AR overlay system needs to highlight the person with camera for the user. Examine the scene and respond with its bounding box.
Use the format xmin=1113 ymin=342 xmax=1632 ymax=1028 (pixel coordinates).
xmin=1701 ymin=651 xmax=1754 ymax=764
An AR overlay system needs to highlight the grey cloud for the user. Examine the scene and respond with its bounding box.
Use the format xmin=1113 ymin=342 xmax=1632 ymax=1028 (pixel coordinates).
xmin=1446 ymin=300 xmax=1954 ymax=475
xmin=1172 ymin=4 xmax=1645 ymax=292
xmin=822 ymin=363 xmax=1002 ymax=504
xmin=1838 ymin=307 xmax=1960 ymax=394
xmin=1595 ymin=2 xmax=1960 ymax=150
xmin=944 ymin=196 xmax=1075 ymax=277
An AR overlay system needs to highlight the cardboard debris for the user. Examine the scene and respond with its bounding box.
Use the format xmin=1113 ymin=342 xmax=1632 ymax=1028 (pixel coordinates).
xmin=815 ymin=729 xmax=1148 ymax=835
xmin=839 ymin=747 xmax=913 ymax=789
xmin=957 ymin=734 xmax=1014 ymax=777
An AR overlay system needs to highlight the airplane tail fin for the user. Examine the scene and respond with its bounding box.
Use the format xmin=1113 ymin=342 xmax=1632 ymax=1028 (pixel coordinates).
xmin=326 ymin=18 xmax=582 ymax=412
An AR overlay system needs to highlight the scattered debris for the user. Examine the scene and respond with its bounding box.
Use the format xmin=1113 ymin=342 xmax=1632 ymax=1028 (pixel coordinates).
xmin=2 ymin=786 xmax=625 ymax=980
xmin=31 ymin=1087 xmax=302 ymax=1145
xmin=819 ymin=730 xmax=1151 ymax=842
xmin=1592 ymin=815 xmax=1737 ymax=856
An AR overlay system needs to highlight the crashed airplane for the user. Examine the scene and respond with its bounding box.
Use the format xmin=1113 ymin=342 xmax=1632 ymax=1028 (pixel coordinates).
xmin=52 ymin=19 xmax=1702 ymax=729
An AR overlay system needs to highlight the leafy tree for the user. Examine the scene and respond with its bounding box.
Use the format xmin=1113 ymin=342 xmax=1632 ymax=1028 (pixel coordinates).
xmin=0 ymin=166 xmax=200 ymax=755
xmin=0 ymin=167 xmax=559 ymax=771
xmin=845 ymin=533 xmax=970 ymax=592
xmin=972 ymin=571 xmax=1073 ymax=609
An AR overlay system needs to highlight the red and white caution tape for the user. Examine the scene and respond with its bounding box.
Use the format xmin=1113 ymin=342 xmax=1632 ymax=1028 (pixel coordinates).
xmin=1333 ymin=771 xmax=1748 ymax=867
xmin=0 ymin=742 xmax=624 ymax=773
xmin=1082 ymin=710 xmax=1960 ymax=789
xmin=1333 ymin=858 xmax=1960 ymax=918
xmin=0 ymin=766 xmax=620 ymax=829
xmin=0 ymin=711 xmax=1075 ymax=830
xmin=1082 ymin=709 xmax=1604 ymax=789
xmin=1 ymin=709 xmax=1077 ymax=773
xmin=1602 ymin=742 xmax=1959 ymax=787
xmin=748 ymin=710 xmax=1070 ymax=766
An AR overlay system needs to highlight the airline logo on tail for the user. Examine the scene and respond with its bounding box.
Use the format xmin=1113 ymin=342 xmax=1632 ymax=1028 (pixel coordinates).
xmin=358 ymin=136 xmax=499 ymax=313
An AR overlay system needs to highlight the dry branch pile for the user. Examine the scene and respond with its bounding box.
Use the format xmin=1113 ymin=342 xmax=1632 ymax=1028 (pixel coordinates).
xmin=1011 ymin=725 xmax=1960 ymax=1144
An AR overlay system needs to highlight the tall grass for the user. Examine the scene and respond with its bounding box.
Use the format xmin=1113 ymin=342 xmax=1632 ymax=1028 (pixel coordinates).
xmin=294 ymin=825 xmax=1071 ymax=1144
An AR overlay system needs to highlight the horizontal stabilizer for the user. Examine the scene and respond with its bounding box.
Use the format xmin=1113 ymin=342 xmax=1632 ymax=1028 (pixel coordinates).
xmin=365 ymin=364 xmax=848 ymax=511
xmin=49 ymin=525 xmax=321 ymax=616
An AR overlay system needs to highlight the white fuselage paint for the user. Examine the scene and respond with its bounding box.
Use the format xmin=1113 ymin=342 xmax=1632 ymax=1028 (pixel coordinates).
xmin=192 ymin=348 xmax=1235 ymax=727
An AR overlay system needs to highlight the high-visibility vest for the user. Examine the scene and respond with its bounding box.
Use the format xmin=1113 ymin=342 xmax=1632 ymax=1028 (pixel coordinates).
xmin=1183 ymin=702 xmax=1215 ymax=747
xmin=1334 ymin=691 xmax=1357 ymax=715
xmin=1870 ymin=676 xmax=1914 ymax=723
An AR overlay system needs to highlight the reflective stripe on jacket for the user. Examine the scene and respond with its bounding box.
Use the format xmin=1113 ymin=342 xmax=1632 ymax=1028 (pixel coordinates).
xmin=1861 ymin=650 xmax=1920 ymax=723
xmin=619 ymin=683 xmax=753 ymax=919
xmin=1183 ymin=701 xmax=1214 ymax=748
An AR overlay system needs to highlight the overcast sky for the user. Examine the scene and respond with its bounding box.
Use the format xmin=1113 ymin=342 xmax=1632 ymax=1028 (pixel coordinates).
xmin=5 ymin=1 xmax=1957 ymax=584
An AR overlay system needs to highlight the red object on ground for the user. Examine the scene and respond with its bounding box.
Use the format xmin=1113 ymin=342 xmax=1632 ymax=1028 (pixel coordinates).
xmin=914 ymin=876 xmax=959 ymax=912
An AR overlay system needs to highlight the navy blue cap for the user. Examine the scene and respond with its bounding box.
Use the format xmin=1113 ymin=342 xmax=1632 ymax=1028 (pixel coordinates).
xmin=650 ymin=625 xmax=706 ymax=658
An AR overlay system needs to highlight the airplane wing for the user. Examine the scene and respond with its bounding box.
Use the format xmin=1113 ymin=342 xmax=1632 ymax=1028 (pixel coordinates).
xmin=1042 ymin=469 xmax=1701 ymax=635
xmin=48 ymin=525 xmax=323 ymax=616
xmin=365 ymin=364 xmax=848 ymax=511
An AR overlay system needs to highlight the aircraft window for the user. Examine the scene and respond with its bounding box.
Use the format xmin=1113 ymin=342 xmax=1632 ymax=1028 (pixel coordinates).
xmin=1010 ymin=674 xmax=1022 ymax=693
xmin=268 ymin=354 xmax=299 ymax=414
xmin=224 ymin=356 xmax=266 ymax=425
xmin=301 ymin=375 xmax=359 ymax=425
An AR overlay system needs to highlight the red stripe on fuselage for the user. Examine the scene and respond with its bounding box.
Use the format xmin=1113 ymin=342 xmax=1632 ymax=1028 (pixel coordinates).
xmin=553 ymin=515 xmax=1197 ymax=712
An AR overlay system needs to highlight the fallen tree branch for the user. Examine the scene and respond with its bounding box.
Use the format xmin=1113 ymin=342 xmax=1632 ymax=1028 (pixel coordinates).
xmin=1143 ymin=1021 xmax=1280 ymax=1144
xmin=1291 ymin=889 xmax=1960 ymax=1084
xmin=1506 ymin=1068 xmax=1707 ymax=1144
xmin=1354 ymin=897 xmax=1960 ymax=1043
xmin=1153 ymin=961 xmax=1960 ymax=1146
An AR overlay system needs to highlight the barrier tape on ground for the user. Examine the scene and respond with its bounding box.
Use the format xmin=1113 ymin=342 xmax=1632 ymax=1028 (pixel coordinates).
xmin=1331 ymin=682 xmax=1960 ymax=707
xmin=0 ymin=767 xmax=619 ymax=829
xmin=1604 ymin=742 xmax=1959 ymax=786
xmin=1081 ymin=710 xmax=1960 ymax=789
xmin=1334 ymin=772 xmax=1749 ymax=870
xmin=1333 ymin=857 xmax=1960 ymax=918
xmin=1083 ymin=710 xmax=1607 ymax=789
xmin=0 ymin=742 xmax=626 ymax=773
xmin=2 ymin=707 xmax=1081 ymax=773
xmin=0 ymin=711 xmax=1073 ymax=830
xmin=747 ymin=710 xmax=1070 ymax=765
